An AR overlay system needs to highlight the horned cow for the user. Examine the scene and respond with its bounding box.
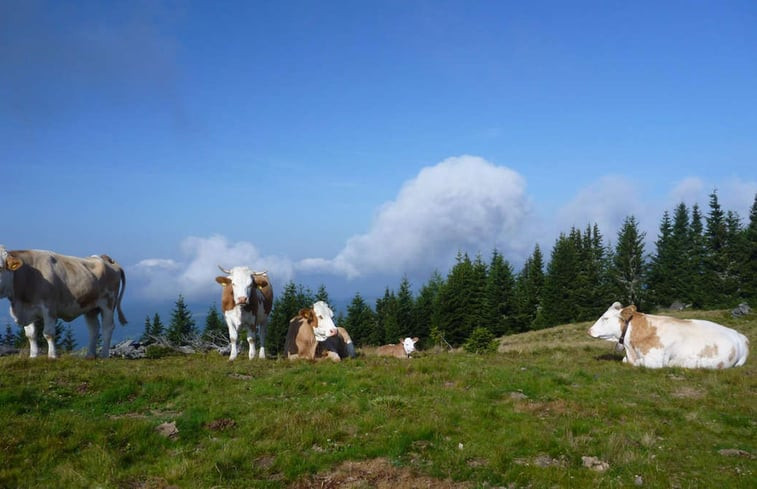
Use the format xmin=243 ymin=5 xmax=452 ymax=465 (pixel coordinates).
xmin=215 ymin=266 xmax=273 ymax=360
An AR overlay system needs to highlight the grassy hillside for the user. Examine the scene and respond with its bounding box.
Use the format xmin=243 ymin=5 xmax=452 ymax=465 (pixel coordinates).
xmin=1 ymin=310 xmax=754 ymax=488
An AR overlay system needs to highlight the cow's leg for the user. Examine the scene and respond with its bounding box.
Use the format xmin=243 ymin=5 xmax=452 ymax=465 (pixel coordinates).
xmin=228 ymin=324 xmax=239 ymax=361
xmin=23 ymin=323 xmax=39 ymax=358
xmin=84 ymin=311 xmax=101 ymax=359
xmin=247 ymin=326 xmax=256 ymax=360
xmin=41 ymin=316 xmax=58 ymax=359
xmin=100 ymin=308 xmax=116 ymax=359
xmin=257 ymin=320 xmax=267 ymax=359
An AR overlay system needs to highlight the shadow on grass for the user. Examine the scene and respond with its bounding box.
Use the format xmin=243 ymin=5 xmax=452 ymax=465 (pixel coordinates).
xmin=594 ymin=353 xmax=624 ymax=362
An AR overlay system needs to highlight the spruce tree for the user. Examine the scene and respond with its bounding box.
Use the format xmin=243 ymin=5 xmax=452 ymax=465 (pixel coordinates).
xmin=150 ymin=313 xmax=165 ymax=339
xmin=512 ymin=244 xmax=544 ymax=332
xmin=413 ymin=270 xmax=444 ymax=343
xmin=166 ymin=295 xmax=197 ymax=345
xmin=742 ymin=194 xmax=757 ymax=302
xmin=486 ymin=249 xmax=516 ymax=336
xmin=315 ymin=284 xmax=330 ymax=306
xmin=140 ymin=315 xmax=153 ymax=343
xmin=395 ymin=276 xmax=415 ymax=339
xmin=202 ymin=303 xmax=226 ymax=342
xmin=375 ymin=288 xmax=399 ymax=345
xmin=704 ymin=190 xmax=729 ymax=306
xmin=648 ymin=210 xmax=675 ymax=307
xmin=534 ymin=233 xmax=580 ymax=328
xmin=437 ymin=251 xmax=476 ymax=346
xmin=61 ymin=324 xmax=76 ymax=352
xmin=466 ymin=254 xmax=489 ymax=333
xmin=609 ymin=216 xmax=646 ymax=308
xmin=343 ymin=293 xmax=376 ymax=347
xmin=688 ymin=204 xmax=708 ymax=308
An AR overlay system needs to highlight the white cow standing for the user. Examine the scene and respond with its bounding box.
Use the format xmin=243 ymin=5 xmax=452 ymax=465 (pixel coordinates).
xmin=588 ymin=302 xmax=749 ymax=369
xmin=215 ymin=266 xmax=273 ymax=360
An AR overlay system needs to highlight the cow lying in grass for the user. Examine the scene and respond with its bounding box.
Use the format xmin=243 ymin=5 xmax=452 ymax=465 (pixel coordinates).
xmin=588 ymin=302 xmax=749 ymax=369
xmin=284 ymin=301 xmax=356 ymax=361
xmin=376 ymin=337 xmax=419 ymax=358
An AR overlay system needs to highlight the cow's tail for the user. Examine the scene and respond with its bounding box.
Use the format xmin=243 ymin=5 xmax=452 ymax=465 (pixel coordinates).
xmin=116 ymin=267 xmax=128 ymax=325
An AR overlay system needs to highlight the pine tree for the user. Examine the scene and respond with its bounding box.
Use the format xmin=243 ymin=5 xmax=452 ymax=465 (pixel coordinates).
xmin=467 ymin=254 xmax=489 ymax=333
xmin=315 ymin=284 xmax=330 ymax=306
xmin=166 ymin=295 xmax=197 ymax=345
xmin=534 ymin=232 xmax=580 ymax=328
xmin=609 ymin=216 xmax=646 ymax=308
xmin=375 ymin=288 xmax=399 ymax=345
xmin=202 ymin=303 xmax=226 ymax=342
xmin=485 ymin=249 xmax=516 ymax=336
xmin=437 ymin=251 xmax=476 ymax=346
xmin=150 ymin=313 xmax=165 ymax=339
xmin=743 ymin=194 xmax=757 ymax=302
xmin=688 ymin=204 xmax=707 ymax=308
xmin=343 ymin=293 xmax=376 ymax=347
xmin=648 ymin=210 xmax=675 ymax=307
xmin=140 ymin=315 xmax=153 ymax=343
xmin=512 ymin=245 xmax=544 ymax=332
xmin=395 ymin=276 xmax=415 ymax=339
xmin=61 ymin=324 xmax=76 ymax=352
xmin=413 ymin=270 xmax=444 ymax=343
xmin=704 ymin=190 xmax=729 ymax=306
xmin=265 ymin=281 xmax=314 ymax=356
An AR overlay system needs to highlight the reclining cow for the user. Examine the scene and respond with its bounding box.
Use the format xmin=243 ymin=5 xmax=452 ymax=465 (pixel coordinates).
xmin=215 ymin=266 xmax=273 ymax=360
xmin=284 ymin=301 xmax=356 ymax=361
xmin=0 ymin=246 xmax=127 ymax=359
xmin=588 ymin=302 xmax=749 ymax=369
xmin=376 ymin=337 xmax=419 ymax=358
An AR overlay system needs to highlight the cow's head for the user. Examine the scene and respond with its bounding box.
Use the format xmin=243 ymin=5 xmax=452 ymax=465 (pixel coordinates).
xmin=588 ymin=302 xmax=625 ymax=341
xmin=402 ymin=337 xmax=419 ymax=356
xmin=0 ymin=246 xmax=23 ymax=272
xmin=215 ymin=266 xmax=268 ymax=307
xmin=311 ymin=300 xmax=337 ymax=338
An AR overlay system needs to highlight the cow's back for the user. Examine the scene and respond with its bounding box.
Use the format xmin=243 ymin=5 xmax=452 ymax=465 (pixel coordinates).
xmin=12 ymin=250 xmax=125 ymax=322
xmin=645 ymin=315 xmax=749 ymax=368
xmin=376 ymin=344 xmax=404 ymax=358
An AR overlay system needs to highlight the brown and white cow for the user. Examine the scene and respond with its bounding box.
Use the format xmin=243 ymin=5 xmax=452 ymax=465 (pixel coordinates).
xmin=588 ymin=302 xmax=749 ymax=369
xmin=376 ymin=337 xmax=419 ymax=358
xmin=215 ymin=266 xmax=273 ymax=360
xmin=0 ymin=246 xmax=127 ymax=359
xmin=284 ymin=301 xmax=355 ymax=362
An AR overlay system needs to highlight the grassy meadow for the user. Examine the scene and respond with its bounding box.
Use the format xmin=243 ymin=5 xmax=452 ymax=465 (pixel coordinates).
xmin=1 ymin=309 xmax=755 ymax=489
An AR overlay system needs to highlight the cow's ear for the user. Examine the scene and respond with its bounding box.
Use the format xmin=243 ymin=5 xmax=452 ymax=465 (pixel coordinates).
xmin=412 ymin=337 xmax=419 ymax=342
xmin=619 ymin=305 xmax=637 ymax=322
xmin=6 ymin=255 xmax=23 ymax=271
xmin=612 ymin=301 xmax=622 ymax=310
xmin=254 ymin=277 xmax=269 ymax=288
xmin=215 ymin=276 xmax=231 ymax=286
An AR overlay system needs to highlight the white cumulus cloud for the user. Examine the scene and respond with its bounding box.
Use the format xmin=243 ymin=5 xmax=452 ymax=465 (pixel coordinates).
xmin=297 ymin=155 xmax=533 ymax=278
xmin=129 ymin=235 xmax=294 ymax=302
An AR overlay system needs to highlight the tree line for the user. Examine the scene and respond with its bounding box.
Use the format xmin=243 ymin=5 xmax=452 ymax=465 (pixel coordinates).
xmin=8 ymin=190 xmax=751 ymax=355
xmin=142 ymin=190 xmax=756 ymax=355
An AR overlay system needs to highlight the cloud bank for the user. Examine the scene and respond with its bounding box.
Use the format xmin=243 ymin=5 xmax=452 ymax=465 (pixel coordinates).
xmin=127 ymin=155 xmax=756 ymax=302
xmin=129 ymin=235 xmax=294 ymax=302
xmin=297 ymin=155 xmax=533 ymax=278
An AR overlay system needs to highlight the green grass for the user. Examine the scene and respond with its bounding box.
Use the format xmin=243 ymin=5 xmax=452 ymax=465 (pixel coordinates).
xmin=1 ymin=310 xmax=755 ymax=488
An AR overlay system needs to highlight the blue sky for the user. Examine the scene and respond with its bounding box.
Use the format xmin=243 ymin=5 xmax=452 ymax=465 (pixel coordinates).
xmin=2 ymin=1 xmax=756 ymax=337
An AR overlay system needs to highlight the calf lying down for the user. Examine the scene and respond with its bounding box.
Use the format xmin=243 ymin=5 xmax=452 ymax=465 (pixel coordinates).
xmin=376 ymin=337 xmax=419 ymax=358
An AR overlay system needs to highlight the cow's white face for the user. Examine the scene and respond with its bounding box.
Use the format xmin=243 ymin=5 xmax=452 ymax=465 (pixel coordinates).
xmin=588 ymin=302 xmax=624 ymax=341
xmin=312 ymin=300 xmax=337 ymax=338
xmin=402 ymin=337 xmax=418 ymax=355
xmin=227 ymin=266 xmax=255 ymax=306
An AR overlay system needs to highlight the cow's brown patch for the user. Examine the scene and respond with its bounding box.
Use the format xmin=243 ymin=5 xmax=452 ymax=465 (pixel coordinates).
xmin=299 ymin=308 xmax=317 ymax=326
xmin=628 ymin=313 xmax=663 ymax=354
xmin=699 ymin=344 xmax=719 ymax=358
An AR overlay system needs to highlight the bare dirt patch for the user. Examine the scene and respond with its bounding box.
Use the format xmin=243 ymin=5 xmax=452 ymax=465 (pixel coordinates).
xmin=290 ymin=457 xmax=474 ymax=489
